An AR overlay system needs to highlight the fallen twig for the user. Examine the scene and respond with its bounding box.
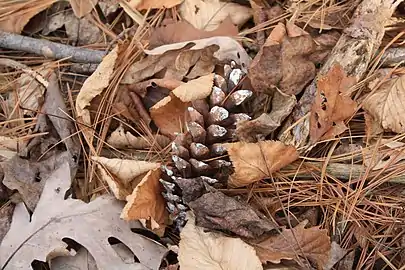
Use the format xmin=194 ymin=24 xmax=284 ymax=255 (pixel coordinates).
xmin=280 ymin=0 xmax=403 ymax=149
xmin=0 ymin=30 xmax=106 ymax=63
xmin=282 ymin=162 xmax=405 ymax=184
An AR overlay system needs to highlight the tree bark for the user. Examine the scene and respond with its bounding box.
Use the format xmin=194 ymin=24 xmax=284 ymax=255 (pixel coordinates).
xmin=279 ymin=0 xmax=403 ymax=150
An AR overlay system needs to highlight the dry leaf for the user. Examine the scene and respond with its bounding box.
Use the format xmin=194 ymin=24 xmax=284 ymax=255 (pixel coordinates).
xmin=0 ymin=0 xmax=57 ymax=33
xmin=91 ymin=156 xmax=160 ymax=186
xmin=363 ymin=74 xmax=405 ymax=134
xmin=236 ymin=89 xmax=296 ymax=142
xmin=0 ymin=203 xmax=14 ymax=244
xmin=324 ymin=242 xmax=347 ymax=270
xmin=95 ymin=163 xmax=132 ymax=200
xmin=149 ymin=17 xmax=238 ymax=48
xmin=225 ymin=140 xmax=299 ymax=187
xmin=122 ymin=43 xmax=218 ymax=84
xmin=51 ymin=247 xmax=97 ymax=270
xmin=150 ymin=74 xmax=214 ymax=137
xmin=253 ymin=220 xmax=331 ymax=268
xmin=310 ymin=64 xmax=357 ymax=143
xmin=121 ymin=168 xmax=168 ymax=232
xmin=76 ymin=45 xmax=119 ymax=144
xmin=185 ymin=187 xmax=277 ymax=238
xmin=107 ymin=124 xmax=171 ymax=149
xmin=364 ymin=112 xmax=383 ymax=143
xmin=128 ymin=0 xmax=183 ymax=10
xmin=178 ymin=212 xmax=263 ymax=270
xmin=179 ymin=0 xmax=252 ymax=31
xmin=8 ymin=67 xmax=53 ymax=116
xmin=0 ymin=162 xmax=167 ymax=270
xmin=362 ymin=140 xmax=405 ymax=170
xmin=68 ymin=0 xmax=98 ymax=17
xmin=42 ymin=10 xmax=102 ymax=45
xmin=249 ymin=22 xmax=316 ymax=95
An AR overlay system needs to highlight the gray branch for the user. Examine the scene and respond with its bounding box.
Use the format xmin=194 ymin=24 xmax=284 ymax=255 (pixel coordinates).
xmin=0 ymin=30 xmax=106 ymax=63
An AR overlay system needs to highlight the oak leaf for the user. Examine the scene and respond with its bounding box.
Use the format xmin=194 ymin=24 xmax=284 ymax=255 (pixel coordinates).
xmin=121 ymin=168 xmax=169 ymax=232
xmin=150 ymin=74 xmax=214 ymax=137
xmin=310 ymin=64 xmax=357 ymax=143
xmin=0 ymin=162 xmax=167 ymax=270
xmin=179 ymin=0 xmax=252 ymax=31
xmin=178 ymin=213 xmax=263 ymax=270
xmin=149 ymin=17 xmax=238 ymax=48
xmin=249 ymin=22 xmax=316 ymax=95
xmin=253 ymin=220 xmax=331 ymax=268
xmin=225 ymin=140 xmax=299 ymax=187
xmin=363 ymin=74 xmax=405 ymax=134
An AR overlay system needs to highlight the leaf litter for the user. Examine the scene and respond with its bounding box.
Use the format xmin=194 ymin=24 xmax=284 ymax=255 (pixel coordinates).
xmin=1 ymin=0 xmax=405 ymax=269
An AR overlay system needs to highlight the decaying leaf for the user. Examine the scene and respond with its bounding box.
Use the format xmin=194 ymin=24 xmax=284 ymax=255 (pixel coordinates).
xmin=51 ymin=247 xmax=97 ymax=270
xmin=364 ymin=112 xmax=383 ymax=143
xmin=91 ymin=156 xmax=160 ymax=197
xmin=122 ymin=43 xmax=218 ymax=84
xmin=178 ymin=212 xmax=263 ymax=270
xmin=0 ymin=162 xmax=168 ymax=270
xmin=8 ymin=67 xmax=53 ymax=117
xmin=128 ymin=0 xmax=183 ymax=10
xmin=253 ymin=220 xmax=331 ymax=268
xmin=149 ymin=17 xmax=238 ymax=48
xmin=249 ymin=22 xmax=316 ymax=95
xmin=225 ymin=140 xmax=299 ymax=187
xmin=68 ymin=0 xmax=98 ymax=17
xmin=133 ymin=36 xmax=251 ymax=81
xmin=186 ymin=188 xmax=276 ymax=238
xmin=0 ymin=203 xmax=14 ymax=244
xmin=107 ymin=124 xmax=171 ymax=149
xmin=179 ymin=0 xmax=252 ymax=31
xmin=363 ymin=74 xmax=405 ymax=134
xmin=121 ymin=168 xmax=168 ymax=232
xmin=150 ymin=74 xmax=214 ymax=137
xmin=324 ymin=242 xmax=347 ymax=270
xmin=310 ymin=64 xmax=357 ymax=143
xmin=0 ymin=0 xmax=57 ymax=33
xmin=236 ymin=89 xmax=296 ymax=142
xmin=42 ymin=10 xmax=102 ymax=45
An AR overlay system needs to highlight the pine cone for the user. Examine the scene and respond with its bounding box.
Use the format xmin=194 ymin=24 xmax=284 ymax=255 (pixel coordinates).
xmin=160 ymin=62 xmax=256 ymax=230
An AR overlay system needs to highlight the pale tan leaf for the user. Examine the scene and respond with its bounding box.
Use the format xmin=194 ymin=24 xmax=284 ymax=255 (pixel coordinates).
xmin=8 ymin=68 xmax=53 ymax=117
xmin=363 ymin=74 xmax=405 ymax=134
xmin=121 ymin=168 xmax=168 ymax=231
xmin=96 ymin=163 xmax=132 ymax=200
xmin=0 ymin=136 xmax=19 ymax=152
xmin=179 ymin=213 xmax=263 ymax=270
xmin=179 ymin=0 xmax=252 ymax=31
xmin=68 ymin=0 xmax=98 ymax=17
xmin=253 ymin=220 xmax=331 ymax=268
xmin=76 ymin=46 xmax=118 ymax=118
xmin=225 ymin=141 xmax=299 ymax=187
xmin=144 ymin=36 xmax=251 ymax=73
xmin=91 ymin=156 xmax=160 ymax=185
xmin=127 ymin=0 xmax=183 ymax=10
xmin=0 ymin=162 xmax=167 ymax=270
xmin=173 ymin=73 xmax=214 ymax=102
xmin=150 ymin=75 xmax=214 ymax=137
xmin=0 ymin=0 xmax=57 ymax=33
xmin=107 ymin=124 xmax=171 ymax=149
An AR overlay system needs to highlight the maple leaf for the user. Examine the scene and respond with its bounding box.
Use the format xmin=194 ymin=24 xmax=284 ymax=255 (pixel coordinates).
xmin=363 ymin=74 xmax=405 ymax=134
xmin=309 ymin=64 xmax=357 ymax=143
xmin=252 ymin=220 xmax=331 ymax=268
xmin=225 ymin=140 xmax=299 ymax=187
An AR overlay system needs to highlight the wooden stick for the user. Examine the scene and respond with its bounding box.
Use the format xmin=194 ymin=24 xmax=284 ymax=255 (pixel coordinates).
xmin=279 ymin=0 xmax=403 ymax=150
xmin=0 ymin=30 xmax=106 ymax=63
